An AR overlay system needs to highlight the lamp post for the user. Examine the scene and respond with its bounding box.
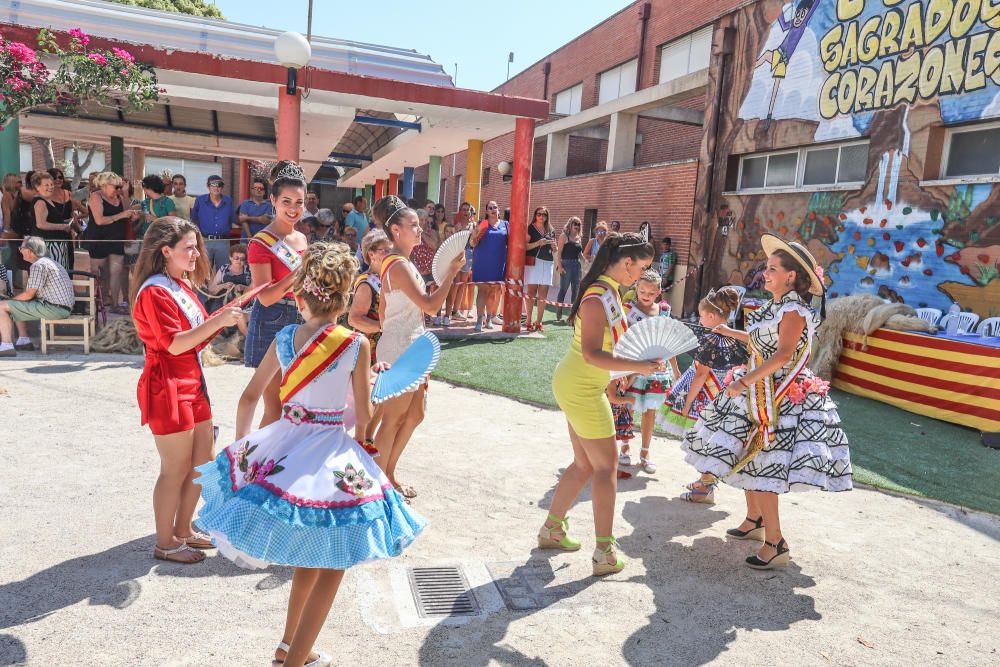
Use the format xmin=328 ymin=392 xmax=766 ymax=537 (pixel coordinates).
xmin=274 ymin=31 xmax=311 ymax=162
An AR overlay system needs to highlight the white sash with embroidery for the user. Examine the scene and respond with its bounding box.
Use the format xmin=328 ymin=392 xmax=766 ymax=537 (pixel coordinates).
xmin=252 ymin=230 xmax=302 ymax=273
xmin=136 ymin=274 xmax=207 ymax=365
xmin=365 ymin=274 xmax=382 ymax=295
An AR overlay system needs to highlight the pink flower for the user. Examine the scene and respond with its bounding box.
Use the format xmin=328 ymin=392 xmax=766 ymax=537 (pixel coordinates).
xmin=243 ymin=461 xmax=260 ymax=483
xmin=256 ymin=460 xmax=276 ymax=482
xmin=68 ymin=28 xmax=90 ymax=46
xmin=5 ymin=42 xmax=37 ymax=64
xmin=87 ymin=53 xmax=107 ymax=65
xmin=803 ymin=376 xmax=830 ymax=396
xmin=815 ymin=265 xmax=825 ymax=283
xmin=120 ymin=68 xmax=128 ymax=77
xmin=786 ymin=382 xmax=807 ymax=405
xmin=111 ymin=47 xmax=135 ymax=63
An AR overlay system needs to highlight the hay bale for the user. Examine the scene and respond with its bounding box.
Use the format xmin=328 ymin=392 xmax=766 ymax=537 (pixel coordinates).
xmin=91 ymin=318 xmax=143 ymax=355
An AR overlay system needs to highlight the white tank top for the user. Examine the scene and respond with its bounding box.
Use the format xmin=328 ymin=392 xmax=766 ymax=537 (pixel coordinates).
xmin=379 ymin=259 xmax=425 ymax=364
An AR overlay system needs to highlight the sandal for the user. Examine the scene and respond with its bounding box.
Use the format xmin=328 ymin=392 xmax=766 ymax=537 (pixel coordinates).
xmin=680 ymin=478 xmax=718 ymax=504
xmin=272 ymin=641 xmax=332 ymax=667
xmin=525 ymin=323 xmax=536 ymax=332
xmin=683 ymin=474 xmax=718 ymax=491
xmin=726 ymin=516 xmax=765 ymax=541
xmin=153 ymin=543 xmax=205 ymax=564
xmin=638 ymin=447 xmax=656 ymax=474
xmin=534 ymin=322 xmax=544 ymax=331
xmin=745 ymin=538 xmax=790 ymax=570
xmin=177 ymin=531 xmax=214 ymax=550
xmin=618 ymin=446 xmax=631 ymax=467
xmin=537 ymin=513 xmax=581 ymax=551
xmin=592 ymin=536 xmax=625 ymax=576
xmin=395 ymin=483 xmax=417 ymax=499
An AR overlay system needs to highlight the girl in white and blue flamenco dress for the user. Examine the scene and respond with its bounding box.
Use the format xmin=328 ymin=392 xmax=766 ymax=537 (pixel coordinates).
xmin=196 ymin=242 xmax=424 ymax=667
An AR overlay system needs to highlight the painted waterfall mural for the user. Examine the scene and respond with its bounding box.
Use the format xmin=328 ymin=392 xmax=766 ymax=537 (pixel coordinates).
xmin=711 ymin=0 xmax=1000 ymax=318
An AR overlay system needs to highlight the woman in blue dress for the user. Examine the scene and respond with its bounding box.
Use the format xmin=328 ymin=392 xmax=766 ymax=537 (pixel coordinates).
xmin=470 ymin=200 xmax=508 ymax=332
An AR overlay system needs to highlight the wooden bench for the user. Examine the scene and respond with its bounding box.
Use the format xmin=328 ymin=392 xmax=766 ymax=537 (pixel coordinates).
xmin=41 ymin=276 xmax=97 ymax=354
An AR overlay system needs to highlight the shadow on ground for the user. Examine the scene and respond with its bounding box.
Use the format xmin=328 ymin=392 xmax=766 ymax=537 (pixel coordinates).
xmin=0 ymin=634 xmax=26 ymax=666
xmin=0 ymin=536 xmax=274 ymax=630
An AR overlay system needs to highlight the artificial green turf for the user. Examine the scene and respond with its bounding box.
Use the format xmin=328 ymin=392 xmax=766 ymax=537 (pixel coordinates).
xmin=433 ymin=308 xmax=1000 ymax=515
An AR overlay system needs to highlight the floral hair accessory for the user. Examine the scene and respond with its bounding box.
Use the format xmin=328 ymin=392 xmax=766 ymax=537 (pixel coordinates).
xmin=815 ymin=265 xmax=825 ymax=283
xmin=301 ymin=274 xmax=332 ymax=301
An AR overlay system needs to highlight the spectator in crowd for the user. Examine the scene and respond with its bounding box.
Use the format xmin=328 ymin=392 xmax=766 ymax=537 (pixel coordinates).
xmin=525 ymin=206 xmax=555 ymax=332
xmin=424 ymin=200 xmax=436 ymax=220
xmin=9 ymin=173 xmax=36 ymax=273
xmin=191 ymin=175 xmax=236 ymax=269
xmin=0 ymin=236 xmax=75 ymax=356
xmin=47 ymin=168 xmax=82 ymax=225
xmin=584 ymin=220 xmax=609 ymax=268
xmin=555 ymin=216 xmax=584 ymax=321
xmin=314 ymin=208 xmax=338 ymax=242
xmin=161 ymin=174 xmax=174 ymax=197
xmin=1 ymin=173 xmax=21 ymax=235
xmin=345 ymin=195 xmax=369 ymax=237
xmin=339 ymin=202 xmax=353 ymax=233
xmin=342 ymin=226 xmax=359 ymax=254
xmin=610 ymin=220 xmax=622 ymax=232
xmin=169 ymin=174 xmax=196 ymax=221
xmin=410 ymin=209 xmax=440 ymax=323
xmin=32 ymin=171 xmax=79 ymax=272
xmin=296 ymin=215 xmax=320 ymax=241
xmin=432 ymin=203 xmax=448 ymax=235
xmin=141 ymin=174 xmax=176 ymax=234
xmin=453 ymin=201 xmax=472 ymax=225
xmin=659 ymin=236 xmax=677 ymax=288
xmin=238 ymin=177 xmax=274 ymax=239
xmin=72 ymin=172 xmax=97 ymax=206
xmin=470 ymin=200 xmax=508 ymax=332
xmin=86 ymin=171 xmax=136 ymax=312
xmin=447 ymin=219 xmax=474 ymax=322
xmin=305 ymin=190 xmax=320 ymax=217
xmin=205 ymin=243 xmax=251 ymax=330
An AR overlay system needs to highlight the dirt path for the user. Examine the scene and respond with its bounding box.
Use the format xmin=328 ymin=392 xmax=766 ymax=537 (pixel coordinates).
xmin=1 ymin=353 xmax=997 ymax=666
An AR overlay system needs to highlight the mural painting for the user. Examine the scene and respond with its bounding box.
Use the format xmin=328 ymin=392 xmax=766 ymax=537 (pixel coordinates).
xmin=701 ymin=0 xmax=1000 ymax=318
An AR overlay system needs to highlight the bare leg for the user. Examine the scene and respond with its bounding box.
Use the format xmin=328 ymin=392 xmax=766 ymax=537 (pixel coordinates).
xmin=372 ymin=392 xmax=411 ymax=477
xmin=173 ymin=419 xmax=215 ymax=539
xmin=475 ymin=285 xmax=488 ymax=324
xmin=0 ymin=303 xmax=13 ymax=343
xmin=152 ymin=430 xmax=202 ymax=561
xmin=734 ymin=490 xmax=762 ymax=532
xmin=751 ymin=490 xmax=783 ymax=558
xmin=384 ymin=387 xmax=425 ymax=486
xmin=90 ymin=257 xmax=109 ymax=306
xmin=640 ymin=410 xmax=655 ymax=453
xmin=546 ymin=423 xmax=596 ymax=522
xmin=576 ymin=434 xmax=618 ymax=540
xmin=364 ymin=402 xmax=384 ymax=443
xmin=107 ymin=254 xmax=125 ymax=307
xmin=283 ymin=569 xmax=346 ymax=667
xmin=260 ymin=372 xmax=282 ymax=428
xmin=276 ymin=568 xmax=321 ymax=665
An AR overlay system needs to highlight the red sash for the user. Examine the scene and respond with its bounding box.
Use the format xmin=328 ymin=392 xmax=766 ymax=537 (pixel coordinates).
xmin=278 ymin=324 xmax=358 ymax=405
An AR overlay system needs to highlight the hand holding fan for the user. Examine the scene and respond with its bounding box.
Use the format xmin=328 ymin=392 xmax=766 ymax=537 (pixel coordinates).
xmin=371 ymin=331 xmax=441 ymax=404
xmin=432 ymin=230 xmax=471 ymax=286
xmin=610 ymin=316 xmax=699 ymax=379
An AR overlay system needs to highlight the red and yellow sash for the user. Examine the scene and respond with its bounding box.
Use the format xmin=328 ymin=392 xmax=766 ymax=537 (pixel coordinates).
xmin=379 ymin=254 xmax=408 ymax=289
xmin=251 ymin=229 xmax=301 ymax=272
xmin=278 ymin=325 xmax=359 ymax=405
xmin=582 ymin=277 xmax=627 ymax=345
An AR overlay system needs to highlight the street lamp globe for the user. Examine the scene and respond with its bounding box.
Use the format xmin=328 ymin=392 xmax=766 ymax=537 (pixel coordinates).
xmin=274 ymin=31 xmax=311 ymax=69
xmin=497 ymin=161 xmax=512 ymax=176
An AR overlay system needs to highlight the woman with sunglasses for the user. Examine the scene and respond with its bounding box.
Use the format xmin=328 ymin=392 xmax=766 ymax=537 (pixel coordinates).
xmin=86 ymin=171 xmax=138 ymax=312
xmin=470 ymin=201 xmax=508 ymax=332
xmin=46 ymin=169 xmax=80 ymax=230
xmin=524 ymin=206 xmax=555 ymax=332
xmin=31 ymin=171 xmax=78 ymax=272
xmin=555 ymin=217 xmax=584 ymax=321
xmin=583 ymin=221 xmax=609 ymax=271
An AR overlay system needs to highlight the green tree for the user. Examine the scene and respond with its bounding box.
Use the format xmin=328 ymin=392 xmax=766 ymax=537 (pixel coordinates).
xmin=104 ymin=0 xmax=225 ymax=19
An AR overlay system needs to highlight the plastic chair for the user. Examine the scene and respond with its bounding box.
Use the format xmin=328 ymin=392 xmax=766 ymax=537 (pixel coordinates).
xmin=939 ymin=311 xmax=981 ymax=333
xmin=914 ymin=307 xmax=942 ymax=326
xmin=975 ymin=317 xmax=1000 ymax=337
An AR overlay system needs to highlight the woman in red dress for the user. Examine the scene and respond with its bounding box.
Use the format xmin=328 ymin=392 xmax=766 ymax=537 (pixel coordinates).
xmin=130 ymin=216 xmax=244 ymax=563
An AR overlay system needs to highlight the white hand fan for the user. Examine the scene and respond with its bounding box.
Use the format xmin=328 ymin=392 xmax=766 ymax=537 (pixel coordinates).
xmin=431 ymin=229 xmax=471 ymax=286
xmin=610 ymin=316 xmax=699 ymax=379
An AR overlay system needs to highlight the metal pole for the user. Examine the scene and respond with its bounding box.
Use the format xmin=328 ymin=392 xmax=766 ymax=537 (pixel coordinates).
xmin=306 ymin=0 xmax=313 ymax=42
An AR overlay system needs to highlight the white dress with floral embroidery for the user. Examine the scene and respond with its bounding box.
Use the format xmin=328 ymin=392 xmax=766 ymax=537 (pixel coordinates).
xmin=195 ymin=324 xmax=426 ymax=569
xmin=682 ymin=292 xmax=852 ymax=493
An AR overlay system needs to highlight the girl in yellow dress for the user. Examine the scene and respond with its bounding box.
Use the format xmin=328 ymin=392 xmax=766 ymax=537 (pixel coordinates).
xmin=539 ymin=232 xmax=662 ymax=576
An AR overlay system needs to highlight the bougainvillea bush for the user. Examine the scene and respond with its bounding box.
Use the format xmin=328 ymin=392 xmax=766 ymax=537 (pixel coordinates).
xmin=0 ymin=28 xmax=160 ymax=126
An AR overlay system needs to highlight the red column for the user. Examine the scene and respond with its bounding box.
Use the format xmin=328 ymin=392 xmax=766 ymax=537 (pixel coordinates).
xmin=374 ymin=179 xmax=386 ymax=201
xmin=276 ymin=88 xmax=301 ymax=161
xmin=503 ymin=117 xmax=535 ymax=333
xmin=388 ymin=172 xmax=400 ymax=196
xmin=238 ymin=159 xmax=251 ymax=203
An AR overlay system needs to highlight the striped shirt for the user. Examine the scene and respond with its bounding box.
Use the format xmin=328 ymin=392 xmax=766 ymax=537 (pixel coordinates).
xmin=27 ymin=257 xmax=75 ymax=309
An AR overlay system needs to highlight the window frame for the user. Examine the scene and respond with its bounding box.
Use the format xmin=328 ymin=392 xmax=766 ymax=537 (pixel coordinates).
xmin=940 ymin=120 xmax=1000 ymax=180
xmin=735 ymin=139 xmax=870 ymax=193
xmin=597 ymin=58 xmax=638 ymax=105
xmin=658 ymin=25 xmax=713 ymax=84
xmin=553 ymin=82 xmax=583 ymax=115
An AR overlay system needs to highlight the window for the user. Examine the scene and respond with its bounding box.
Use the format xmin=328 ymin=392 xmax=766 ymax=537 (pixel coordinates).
xmin=145 ymin=157 xmax=219 ymax=195
xmin=943 ymin=123 xmax=1000 ymax=178
xmin=738 ymin=140 xmax=869 ymax=192
xmin=598 ymin=59 xmax=637 ymax=104
xmin=554 ymin=82 xmax=583 ymax=115
xmin=482 ymin=166 xmax=490 ymax=187
xmin=455 ymin=174 xmax=463 ymax=211
xmin=18 ymin=143 xmax=32 ymax=171
xmin=439 ymin=178 xmax=447 ymax=209
xmin=63 ymin=148 xmax=106 ymax=178
xmin=659 ymin=26 xmax=712 ymax=84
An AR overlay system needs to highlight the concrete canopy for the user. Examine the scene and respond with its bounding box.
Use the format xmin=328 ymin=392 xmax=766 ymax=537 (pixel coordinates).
xmin=2 ymin=0 xmax=548 ymax=180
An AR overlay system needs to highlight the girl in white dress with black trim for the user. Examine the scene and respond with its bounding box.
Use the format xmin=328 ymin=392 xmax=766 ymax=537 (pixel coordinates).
xmin=195 ymin=242 xmax=425 ymax=667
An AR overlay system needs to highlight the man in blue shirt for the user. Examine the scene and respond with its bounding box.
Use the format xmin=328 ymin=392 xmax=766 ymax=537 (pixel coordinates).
xmin=191 ymin=174 xmax=237 ymax=269
xmin=345 ymin=195 xmax=369 ymax=237
xmin=238 ymin=177 xmax=274 ymax=240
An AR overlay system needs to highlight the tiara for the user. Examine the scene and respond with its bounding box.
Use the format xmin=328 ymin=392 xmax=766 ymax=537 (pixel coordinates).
xmin=274 ymin=162 xmax=306 ymax=182
xmin=704 ymin=288 xmax=724 ymax=313
xmin=301 ymin=274 xmax=332 ymax=302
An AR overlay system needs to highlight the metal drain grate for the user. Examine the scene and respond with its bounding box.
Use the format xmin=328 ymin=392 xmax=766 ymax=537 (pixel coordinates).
xmin=407 ymin=566 xmax=480 ymax=617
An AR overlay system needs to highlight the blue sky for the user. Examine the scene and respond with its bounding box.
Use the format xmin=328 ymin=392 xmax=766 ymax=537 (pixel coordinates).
xmin=213 ymin=0 xmax=631 ymax=91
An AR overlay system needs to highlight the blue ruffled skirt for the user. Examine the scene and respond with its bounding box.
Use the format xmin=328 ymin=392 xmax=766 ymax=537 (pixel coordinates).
xmin=195 ymin=420 xmax=426 ymax=569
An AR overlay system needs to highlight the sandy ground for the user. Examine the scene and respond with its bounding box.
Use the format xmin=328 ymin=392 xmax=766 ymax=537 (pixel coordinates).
xmin=1 ymin=352 xmax=998 ymax=667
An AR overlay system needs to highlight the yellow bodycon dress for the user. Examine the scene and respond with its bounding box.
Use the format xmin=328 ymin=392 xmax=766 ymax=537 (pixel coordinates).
xmin=551 ymin=275 xmax=622 ymax=439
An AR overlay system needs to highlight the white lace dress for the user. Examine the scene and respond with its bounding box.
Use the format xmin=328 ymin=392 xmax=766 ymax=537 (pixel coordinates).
xmin=379 ymin=259 xmax=426 ymax=365
xmin=682 ymin=292 xmax=853 ymax=493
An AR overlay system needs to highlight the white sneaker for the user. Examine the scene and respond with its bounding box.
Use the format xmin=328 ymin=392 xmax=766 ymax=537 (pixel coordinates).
xmin=432 ymin=316 xmax=441 ymax=326
xmin=491 ymin=315 xmax=504 ymax=325
xmin=484 ymin=317 xmax=494 ymax=330
xmin=442 ymin=316 xmax=451 ymax=327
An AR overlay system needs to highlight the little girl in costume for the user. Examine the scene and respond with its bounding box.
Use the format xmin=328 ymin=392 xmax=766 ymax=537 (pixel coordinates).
xmin=619 ymin=270 xmax=680 ymax=474
xmin=195 ymin=242 xmax=425 ymax=667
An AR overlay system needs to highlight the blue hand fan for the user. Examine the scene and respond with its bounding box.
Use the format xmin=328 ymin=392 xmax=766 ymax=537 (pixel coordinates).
xmin=371 ymin=331 xmax=441 ymax=404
